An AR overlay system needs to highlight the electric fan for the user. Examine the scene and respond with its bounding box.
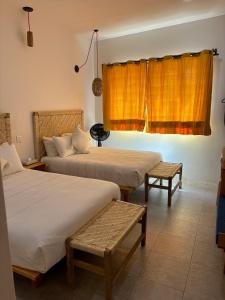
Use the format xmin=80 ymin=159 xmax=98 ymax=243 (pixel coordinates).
xmin=90 ymin=123 xmax=110 ymax=147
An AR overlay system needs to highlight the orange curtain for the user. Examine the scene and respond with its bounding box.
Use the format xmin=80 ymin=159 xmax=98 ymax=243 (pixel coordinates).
xmin=146 ymin=50 xmax=213 ymax=135
xmin=103 ymin=60 xmax=147 ymax=131
xmin=103 ymin=50 xmax=213 ymax=135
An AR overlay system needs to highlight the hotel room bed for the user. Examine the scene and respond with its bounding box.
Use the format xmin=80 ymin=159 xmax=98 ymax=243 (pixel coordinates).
xmin=0 ymin=112 xmax=120 ymax=285
xmin=4 ymin=169 xmax=119 ymax=274
xmin=42 ymin=146 xmax=161 ymax=188
xmin=33 ymin=110 xmax=162 ymax=198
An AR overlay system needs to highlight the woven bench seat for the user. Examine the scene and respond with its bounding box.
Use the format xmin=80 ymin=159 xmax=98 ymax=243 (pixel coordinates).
xmin=66 ymin=200 xmax=147 ymax=300
xmin=145 ymin=162 xmax=183 ymax=207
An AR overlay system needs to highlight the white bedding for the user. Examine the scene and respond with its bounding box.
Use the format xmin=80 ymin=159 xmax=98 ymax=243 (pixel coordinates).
xmin=3 ymin=169 xmax=120 ymax=273
xmin=42 ymin=147 xmax=162 ymax=188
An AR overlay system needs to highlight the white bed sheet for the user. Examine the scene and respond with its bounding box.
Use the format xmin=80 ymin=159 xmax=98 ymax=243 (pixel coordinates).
xmin=3 ymin=169 xmax=120 ymax=273
xmin=42 ymin=147 xmax=162 ymax=188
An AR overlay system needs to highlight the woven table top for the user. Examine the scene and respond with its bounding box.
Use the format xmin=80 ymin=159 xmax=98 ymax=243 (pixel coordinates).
xmin=147 ymin=162 xmax=182 ymax=179
xmin=70 ymin=200 xmax=146 ymax=257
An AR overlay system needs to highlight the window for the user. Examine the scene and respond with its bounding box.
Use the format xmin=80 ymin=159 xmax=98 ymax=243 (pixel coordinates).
xmin=103 ymin=50 xmax=213 ymax=135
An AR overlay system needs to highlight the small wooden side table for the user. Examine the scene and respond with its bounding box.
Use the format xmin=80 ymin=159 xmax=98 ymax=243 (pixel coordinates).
xmin=23 ymin=161 xmax=46 ymax=171
xmin=145 ymin=162 xmax=183 ymax=207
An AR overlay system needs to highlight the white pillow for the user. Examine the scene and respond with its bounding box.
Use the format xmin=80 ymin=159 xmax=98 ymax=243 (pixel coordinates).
xmin=0 ymin=143 xmax=24 ymax=176
xmin=72 ymin=127 xmax=90 ymax=154
xmin=53 ymin=136 xmax=75 ymax=158
xmin=43 ymin=137 xmax=58 ymax=157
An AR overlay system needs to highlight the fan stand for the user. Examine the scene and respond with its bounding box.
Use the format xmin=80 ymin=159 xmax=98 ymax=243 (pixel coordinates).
xmin=98 ymin=140 xmax=102 ymax=147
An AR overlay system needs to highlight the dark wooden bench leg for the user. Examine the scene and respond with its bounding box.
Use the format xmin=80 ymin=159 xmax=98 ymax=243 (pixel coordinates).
xmin=31 ymin=274 xmax=43 ymax=288
xmin=66 ymin=238 xmax=75 ymax=286
xmin=179 ymin=164 xmax=183 ymax=189
xmin=141 ymin=207 xmax=147 ymax=247
xmin=145 ymin=173 xmax=149 ymax=203
xmin=160 ymin=179 xmax=163 ymax=186
xmin=104 ymin=250 xmax=112 ymax=300
xmin=168 ymin=178 xmax=172 ymax=207
xmin=123 ymin=190 xmax=129 ymax=202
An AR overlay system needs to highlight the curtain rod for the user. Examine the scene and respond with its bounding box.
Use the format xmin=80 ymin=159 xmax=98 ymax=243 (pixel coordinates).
xmin=106 ymin=48 xmax=219 ymax=67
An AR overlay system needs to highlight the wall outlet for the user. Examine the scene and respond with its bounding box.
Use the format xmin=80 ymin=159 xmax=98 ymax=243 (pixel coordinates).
xmin=16 ymin=136 xmax=22 ymax=143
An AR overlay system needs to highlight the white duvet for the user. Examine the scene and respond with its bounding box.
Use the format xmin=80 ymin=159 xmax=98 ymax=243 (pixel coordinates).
xmin=42 ymin=147 xmax=161 ymax=188
xmin=3 ymin=169 xmax=120 ymax=273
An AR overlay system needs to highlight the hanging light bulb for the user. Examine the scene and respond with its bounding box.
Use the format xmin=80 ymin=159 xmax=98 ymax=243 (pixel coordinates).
xmin=22 ymin=6 xmax=34 ymax=47
xmin=92 ymin=30 xmax=102 ymax=96
xmin=74 ymin=29 xmax=102 ymax=97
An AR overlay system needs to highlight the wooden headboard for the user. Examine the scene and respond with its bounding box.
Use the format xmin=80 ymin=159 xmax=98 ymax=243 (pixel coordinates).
xmin=33 ymin=110 xmax=84 ymax=159
xmin=0 ymin=113 xmax=11 ymax=144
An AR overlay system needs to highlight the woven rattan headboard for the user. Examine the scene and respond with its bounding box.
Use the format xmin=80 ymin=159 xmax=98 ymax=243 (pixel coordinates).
xmin=0 ymin=113 xmax=11 ymax=144
xmin=33 ymin=110 xmax=84 ymax=160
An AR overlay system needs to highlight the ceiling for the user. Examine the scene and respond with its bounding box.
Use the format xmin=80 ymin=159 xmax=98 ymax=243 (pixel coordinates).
xmin=23 ymin=0 xmax=225 ymax=39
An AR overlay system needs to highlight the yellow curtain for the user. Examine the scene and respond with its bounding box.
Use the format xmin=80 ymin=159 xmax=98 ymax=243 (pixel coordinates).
xmin=146 ymin=50 xmax=213 ymax=135
xmin=103 ymin=60 xmax=147 ymax=131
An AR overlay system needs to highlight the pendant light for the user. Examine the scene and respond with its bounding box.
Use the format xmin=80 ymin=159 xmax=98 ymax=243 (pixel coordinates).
xmin=22 ymin=6 xmax=34 ymax=47
xmin=74 ymin=29 xmax=102 ymax=97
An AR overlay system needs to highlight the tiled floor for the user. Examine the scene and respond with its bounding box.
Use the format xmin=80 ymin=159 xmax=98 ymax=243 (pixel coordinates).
xmin=15 ymin=184 xmax=225 ymax=300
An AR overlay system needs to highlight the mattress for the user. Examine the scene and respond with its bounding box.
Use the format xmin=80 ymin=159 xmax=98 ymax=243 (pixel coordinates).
xmin=42 ymin=147 xmax=162 ymax=188
xmin=3 ymin=169 xmax=120 ymax=273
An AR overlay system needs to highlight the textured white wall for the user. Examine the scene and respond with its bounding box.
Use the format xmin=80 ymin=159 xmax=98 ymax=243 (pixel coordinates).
xmin=0 ymin=0 xmax=95 ymax=161
xmin=97 ymin=15 xmax=225 ymax=186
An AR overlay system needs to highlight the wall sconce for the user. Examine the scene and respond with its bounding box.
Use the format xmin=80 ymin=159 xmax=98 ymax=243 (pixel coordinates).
xmin=22 ymin=6 xmax=34 ymax=47
xmin=74 ymin=29 xmax=102 ymax=97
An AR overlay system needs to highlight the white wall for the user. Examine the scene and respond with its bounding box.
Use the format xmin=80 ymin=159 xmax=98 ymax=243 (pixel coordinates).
xmin=0 ymin=0 xmax=95 ymax=161
xmin=97 ymin=15 xmax=225 ymax=186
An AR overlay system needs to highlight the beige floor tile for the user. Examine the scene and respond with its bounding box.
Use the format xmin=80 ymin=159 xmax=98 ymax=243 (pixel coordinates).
xmin=161 ymin=219 xmax=198 ymax=238
xmin=142 ymin=252 xmax=189 ymax=291
xmin=152 ymin=233 xmax=195 ymax=264
xmin=191 ymin=240 xmax=225 ymax=273
xmin=199 ymin=211 xmax=217 ymax=228
xmin=129 ymin=279 xmax=183 ymax=300
xmin=185 ymin=263 xmax=225 ymax=300
xmin=168 ymin=207 xmax=201 ymax=223
xmin=196 ymin=225 xmax=217 ymax=244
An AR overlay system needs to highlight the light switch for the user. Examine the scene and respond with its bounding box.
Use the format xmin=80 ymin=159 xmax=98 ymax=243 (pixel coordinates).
xmin=16 ymin=136 xmax=22 ymax=143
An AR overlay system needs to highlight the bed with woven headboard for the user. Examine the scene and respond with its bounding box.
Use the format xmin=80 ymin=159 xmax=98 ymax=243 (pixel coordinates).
xmin=33 ymin=110 xmax=162 ymax=201
xmin=1 ymin=111 xmax=120 ymax=287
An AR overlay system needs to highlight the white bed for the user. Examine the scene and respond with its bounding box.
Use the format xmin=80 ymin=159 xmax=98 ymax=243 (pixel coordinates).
xmin=4 ymin=169 xmax=120 ymax=273
xmin=33 ymin=111 xmax=162 ymax=191
xmin=42 ymin=147 xmax=161 ymax=188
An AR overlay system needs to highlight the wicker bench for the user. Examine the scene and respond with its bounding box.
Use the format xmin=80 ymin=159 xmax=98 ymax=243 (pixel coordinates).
xmin=66 ymin=200 xmax=147 ymax=300
xmin=145 ymin=162 xmax=183 ymax=207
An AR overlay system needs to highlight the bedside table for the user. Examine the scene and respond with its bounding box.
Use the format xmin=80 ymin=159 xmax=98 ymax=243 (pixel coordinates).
xmin=23 ymin=162 xmax=46 ymax=171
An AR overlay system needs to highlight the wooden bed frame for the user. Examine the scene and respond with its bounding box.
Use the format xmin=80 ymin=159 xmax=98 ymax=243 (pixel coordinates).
xmin=33 ymin=110 xmax=135 ymax=201
xmin=0 ymin=113 xmax=43 ymax=287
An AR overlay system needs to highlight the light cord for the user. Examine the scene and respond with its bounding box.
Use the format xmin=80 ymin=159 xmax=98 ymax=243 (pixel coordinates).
xmin=96 ymin=31 xmax=99 ymax=77
xmin=79 ymin=30 xmax=95 ymax=70
xmin=28 ymin=12 xmax=31 ymax=31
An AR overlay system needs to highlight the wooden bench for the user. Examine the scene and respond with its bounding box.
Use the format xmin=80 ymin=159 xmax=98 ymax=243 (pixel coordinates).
xmin=145 ymin=162 xmax=183 ymax=207
xmin=66 ymin=200 xmax=147 ymax=300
